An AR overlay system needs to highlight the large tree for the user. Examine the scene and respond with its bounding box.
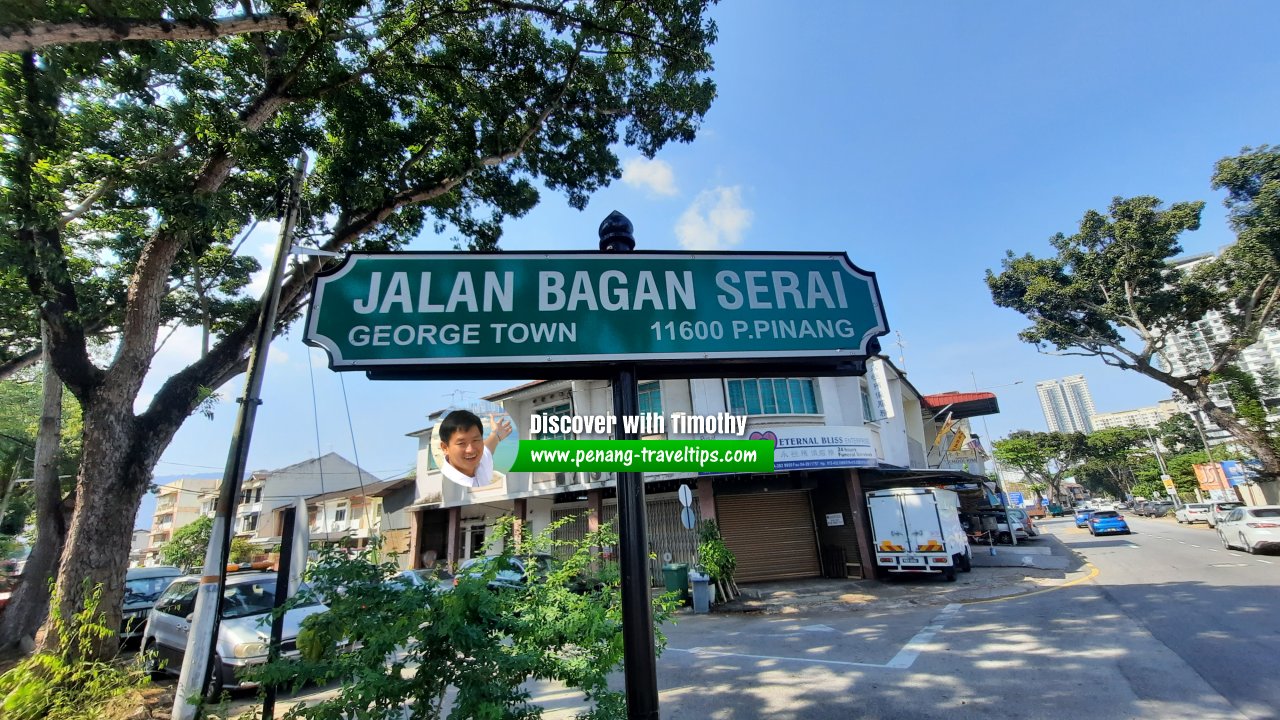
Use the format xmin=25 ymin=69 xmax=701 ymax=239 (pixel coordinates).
xmin=992 ymin=430 xmax=1087 ymax=504
xmin=0 ymin=0 xmax=718 ymax=658
xmin=1075 ymin=427 xmax=1148 ymax=500
xmin=987 ymin=146 xmax=1280 ymax=480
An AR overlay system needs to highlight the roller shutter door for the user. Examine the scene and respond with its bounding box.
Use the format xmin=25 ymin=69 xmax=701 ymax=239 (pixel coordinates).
xmin=717 ymin=491 xmax=820 ymax=582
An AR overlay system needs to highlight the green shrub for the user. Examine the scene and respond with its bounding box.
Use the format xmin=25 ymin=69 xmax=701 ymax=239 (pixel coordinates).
xmin=696 ymin=520 xmax=736 ymax=585
xmin=250 ymin=516 xmax=675 ymax=719
xmin=0 ymin=584 xmax=151 ymax=720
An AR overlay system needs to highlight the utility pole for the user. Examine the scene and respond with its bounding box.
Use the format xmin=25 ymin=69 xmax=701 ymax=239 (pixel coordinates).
xmin=1144 ymin=427 xmax=1179 ymax=507
xmin=172 ymin=156 xmax=306 ymax=720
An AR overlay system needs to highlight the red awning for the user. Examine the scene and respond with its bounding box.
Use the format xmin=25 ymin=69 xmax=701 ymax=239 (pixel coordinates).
xmin=921 ymin=391 xmax=1000 ymax=419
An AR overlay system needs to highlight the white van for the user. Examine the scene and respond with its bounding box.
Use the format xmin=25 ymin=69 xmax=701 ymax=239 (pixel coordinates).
xmin=867 ymin=487 xmax=972 ymax=581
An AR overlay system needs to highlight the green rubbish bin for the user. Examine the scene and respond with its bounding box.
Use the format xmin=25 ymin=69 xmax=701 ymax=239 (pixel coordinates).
xmin=662 ymin=563 xmax=690 ymax=604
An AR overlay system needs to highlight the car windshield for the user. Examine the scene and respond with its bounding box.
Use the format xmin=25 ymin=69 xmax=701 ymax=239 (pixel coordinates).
xmin=124 ymin=576 xmax=177 ymax=603
xmin=1092 ymin=510 xmax=1120 ymax=518
xmin=1217 ymin=503 xmax=1243 ymax=511
xmin=1251 ymin=509 xmax=1280 ymax=518
xmin=220 ymin=578 xmax=318 ymax=619
xmin=1188 ymin=504 xmax=1210 ymax=510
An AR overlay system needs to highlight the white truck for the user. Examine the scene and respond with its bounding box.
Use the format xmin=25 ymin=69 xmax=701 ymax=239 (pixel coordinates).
xmin=867 ymin=487 xmax=971 ymax=581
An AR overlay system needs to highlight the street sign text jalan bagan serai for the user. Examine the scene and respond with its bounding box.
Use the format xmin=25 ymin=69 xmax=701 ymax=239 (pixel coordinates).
xmin=304 ymin=253 xmax=889 ymax=368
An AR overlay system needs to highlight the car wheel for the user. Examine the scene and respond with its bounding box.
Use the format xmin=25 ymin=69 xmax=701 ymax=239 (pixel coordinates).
xmin=1242 ymin=534 xmax=1257 ymax=555
xmin=998 ymin=532 xmax=1012 ymax=544
xmin=1219 ymin=532 xmax=1231 ymax=549
xmin=204 ymin=654 xmax=226 ymax=702
xmin=139 ymin=639 xmax=162 ymax=679
xmin=1089 ymin=527 xmax=1096 ymax=536
xmin=959 ymin=551 xmax=972 ymax=573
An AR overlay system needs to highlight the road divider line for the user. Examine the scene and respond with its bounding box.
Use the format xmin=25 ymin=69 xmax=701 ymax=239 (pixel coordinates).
xmin=885 ymin=603 xmax=963 ymax=669
xmin=1258 ymin=559 xmax=1273 ymax=564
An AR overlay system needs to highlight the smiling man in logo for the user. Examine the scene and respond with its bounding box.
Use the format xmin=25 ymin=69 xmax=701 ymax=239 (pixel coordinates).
xmin=439 ymin=410 xmax=512 ymax=488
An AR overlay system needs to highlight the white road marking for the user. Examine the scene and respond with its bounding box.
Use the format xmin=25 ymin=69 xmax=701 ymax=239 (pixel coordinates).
xmin=885 ymin=603 xmax=963 ymax=669
xmin=1207 ymin=549 xmax=1218 ymax=552
xmin=1258 ymin=559 xmax=1274 ymax=564
xmin=799 ymin=624 xmax=837 ymax=633
xmin=1190 ymin=544 xmax=1201 ymax=548
xmin=672 ymin=604 xmax=966 ymax=672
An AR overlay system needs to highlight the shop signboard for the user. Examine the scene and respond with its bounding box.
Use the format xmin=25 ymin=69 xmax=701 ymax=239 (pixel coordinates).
xmin=750 ymin=425 xmax=878 ymax=471
xmin=1220 ymin=460 xmax=1247 ymax=487
xmin=304 ymin=252 xmax=889 ymax=375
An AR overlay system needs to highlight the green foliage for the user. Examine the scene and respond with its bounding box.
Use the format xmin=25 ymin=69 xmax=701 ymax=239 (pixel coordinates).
xmin=986 ymin=146 xmax=1280 ymax=475
xmin=696 ymin=520 xmax=735 ymax=585
xmin=992 ymin=431 xmax=1087 ymax=502
xmin=252 ymin=515 xmax=673 ymax=719
xmin=0 ymin=584 xmax=152 ymax=720
xmin=1074 ymin=427 xmax=1150 ymax=498
xmin=1156 ymin=414 xmax=1201 ymax=452
xmin=158 ymin=514 xmax=254 ymax=570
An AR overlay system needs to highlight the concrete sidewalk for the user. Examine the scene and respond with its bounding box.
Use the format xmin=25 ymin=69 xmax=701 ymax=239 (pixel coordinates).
xmin=710 ymin=523 xmax=1088 ymax=614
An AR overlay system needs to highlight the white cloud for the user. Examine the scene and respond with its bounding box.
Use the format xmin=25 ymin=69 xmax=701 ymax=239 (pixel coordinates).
xmin=622 ymin=157 xmax=678 ymax=196
xmin=674 ymin=186 xmax=753 ymax=250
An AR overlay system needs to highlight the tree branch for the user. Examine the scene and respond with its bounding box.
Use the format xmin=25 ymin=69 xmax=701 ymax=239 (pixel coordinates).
xmin=0 ymin=14 xmax=303 ymax=52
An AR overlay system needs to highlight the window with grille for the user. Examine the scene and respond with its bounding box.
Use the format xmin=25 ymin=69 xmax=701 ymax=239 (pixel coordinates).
xmin=860 ymin=379 xmax=875 ymax=422
xmin=334 ymin=505 xmax=347 ymax=523
xmin=534 ymin=401 xmax=573 ymax=440
xmin=726 ymin=378 xmax=819 ymax=416
xmin=638 ymin=381 xmax=663 ymax=416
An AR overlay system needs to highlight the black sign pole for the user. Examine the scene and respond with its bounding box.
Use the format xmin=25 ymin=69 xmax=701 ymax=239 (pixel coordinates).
xmin=261 ymin=506 xmax=296 ymax=720
xmin=599 ymin=212 xmax=660 ymax=720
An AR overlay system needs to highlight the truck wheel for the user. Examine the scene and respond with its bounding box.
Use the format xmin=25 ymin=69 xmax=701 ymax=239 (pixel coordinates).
xmin=958 ymin=551 xmax=972 ymax=573
xmin=943 ymin=565 xmax=957 ymax=582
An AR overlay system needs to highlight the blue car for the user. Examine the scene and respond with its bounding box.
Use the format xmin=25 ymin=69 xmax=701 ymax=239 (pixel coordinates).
xmin=1073 ymin=508 xmax=1093 ymax=528
xmin=1087 ymin=509 xmax=1130 ymax=535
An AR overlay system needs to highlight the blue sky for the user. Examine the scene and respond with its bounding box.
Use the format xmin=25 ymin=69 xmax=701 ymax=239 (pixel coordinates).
xmin=140 ymin=1 xmax=1280 ymax=524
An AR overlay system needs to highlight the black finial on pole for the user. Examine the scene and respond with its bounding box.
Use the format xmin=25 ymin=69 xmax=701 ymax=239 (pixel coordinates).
xmin=599 ymin=210 xmax=636 ymax=252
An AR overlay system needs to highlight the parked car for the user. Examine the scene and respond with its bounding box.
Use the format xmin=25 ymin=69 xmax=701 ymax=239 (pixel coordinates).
xmin=1175 ymin=503 xmax=1212 ymax=524
xmin=960 ymin=509 xmax=1029 ymax=545
xmin=1073 ymin=507 xmax=1093 ymax=528
xmin=141 ymin=570 xmax=328 ymax=697
xmin=1048 ymin=503 xmax=1066 ymax=518
xmin=121 ymin=566 xmax=183 ymax=644
xmin=1217 ymin=505 xmax=1280 ymax=555
xmin=1003 ymin=507 xmax=1040 ymax=537
xmin=1207 ymin=501 xmax=1246 ymax=528
xmin=454 ymin=553 xmax=605 ymax=594
xmin=386 ymin=568 xmax=453 ymax=594
xmin=1087 ymin=509 xmax=1131 ymax=536
xmin=1141 ymin=501 xmax=1175 ymax=518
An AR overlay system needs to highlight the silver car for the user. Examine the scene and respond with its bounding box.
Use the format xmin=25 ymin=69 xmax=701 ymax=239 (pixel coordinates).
xmin=141 ymin=571 xmax=327 ymax=696
xmin=1217 ymin=506 xmax=1280 ymax=555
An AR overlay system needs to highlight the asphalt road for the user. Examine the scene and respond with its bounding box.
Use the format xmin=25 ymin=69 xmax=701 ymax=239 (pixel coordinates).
xmin=640 ymin=516 xmax=1277 ymax=720
xmin=1052 ymin=513 xmax=1280 ymax=720
xmin=227 ymin=516 xmax=1280 ymax=720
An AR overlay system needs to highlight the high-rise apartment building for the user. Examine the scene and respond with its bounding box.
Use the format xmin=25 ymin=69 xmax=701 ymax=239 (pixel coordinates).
xmin=1160 ymin=251 xmax=1280 ymax=398
xmin=1036 ymin=375 xmax=1096 ymax=433
xmin=1090 ymin=399 xmax=1181 ymax=431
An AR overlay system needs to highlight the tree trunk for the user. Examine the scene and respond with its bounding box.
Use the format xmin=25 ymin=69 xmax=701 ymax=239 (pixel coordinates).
xmin=1199 ymin=400 xmax=1280 ymax=479
xmin=0 ymin=325 xmax=69 ymax=651
xmin=36 ymin=389 xmax=157 ymax=658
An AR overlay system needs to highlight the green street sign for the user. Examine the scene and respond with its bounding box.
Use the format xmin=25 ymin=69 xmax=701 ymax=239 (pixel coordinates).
xmin=304 ymin=252 xmax=889 ymax=373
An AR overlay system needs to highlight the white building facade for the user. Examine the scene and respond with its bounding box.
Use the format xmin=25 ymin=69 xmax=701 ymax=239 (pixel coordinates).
xmin=400 ymin=358 xmax=1004 ymax=584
